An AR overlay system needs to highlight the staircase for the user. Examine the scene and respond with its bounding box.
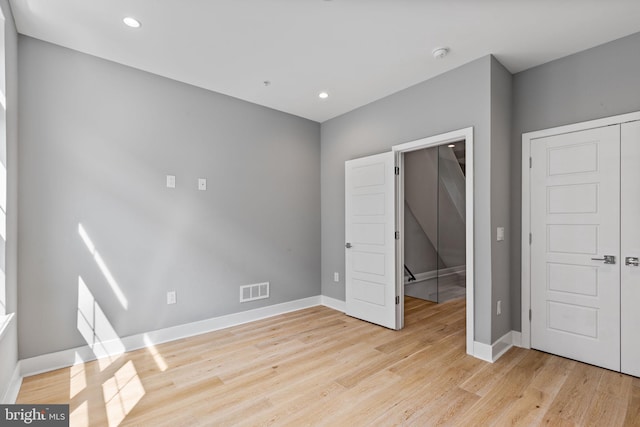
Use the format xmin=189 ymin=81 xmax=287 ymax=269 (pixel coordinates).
xmin=404 ymin=145 xmax=465 ymax=277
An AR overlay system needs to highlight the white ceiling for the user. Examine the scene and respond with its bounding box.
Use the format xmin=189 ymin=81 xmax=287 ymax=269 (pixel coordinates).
xmin=8 ymin=0 xmax=640 ymax=123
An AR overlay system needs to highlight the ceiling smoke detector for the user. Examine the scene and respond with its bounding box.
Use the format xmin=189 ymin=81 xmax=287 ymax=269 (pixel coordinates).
xmin=432 ymin=47 xmax=450 ymax=59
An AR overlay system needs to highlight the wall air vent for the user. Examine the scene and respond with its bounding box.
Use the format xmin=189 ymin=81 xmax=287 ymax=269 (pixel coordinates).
xmin=240 ymin=282 xmax=270 ymax=303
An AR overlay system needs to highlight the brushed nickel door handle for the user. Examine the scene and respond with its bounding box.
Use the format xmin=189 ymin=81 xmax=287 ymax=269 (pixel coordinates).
xmin=625 ymin=256 xmax=639 ymax=266
xmin=591 ymin=255 xmax=616 ymax=264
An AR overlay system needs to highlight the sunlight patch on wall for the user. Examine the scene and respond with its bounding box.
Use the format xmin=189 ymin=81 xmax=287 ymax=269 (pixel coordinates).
xmin=0 ymin=269 xmax=5 ymax=315
xmin=78 ymin=223 xmax=128 ymax=309
xmin=0 ymin=162 xmax=6 ymax=242
xmin=77 ymin=276 xmax=125 ymax=370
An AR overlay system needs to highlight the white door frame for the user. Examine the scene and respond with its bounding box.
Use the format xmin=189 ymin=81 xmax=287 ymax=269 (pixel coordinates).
xmin=521 ymin=110 xmax=640 ymax=348
xmin=393 ymin=127 xmax=474 ymax=355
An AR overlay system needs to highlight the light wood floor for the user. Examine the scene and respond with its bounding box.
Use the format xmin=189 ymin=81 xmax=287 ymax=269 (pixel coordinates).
xmin=17 ymin=297 xmax=640 ymax=426
xmin=405 ymin=273 xmax=466 ymax=303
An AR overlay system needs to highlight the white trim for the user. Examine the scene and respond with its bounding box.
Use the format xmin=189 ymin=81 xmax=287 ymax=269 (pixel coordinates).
xmin=524 ymin=111 xmax=640 ymax=141
xmin=521 ymin=131 xmax=532 ymax=349
xmin=1 ymin=362 xmax=22 ymax=404
xmin=491 ymin=331 xmax=515 ymax=361
xmin=321 ymin=295 xmax=346 ymax=312
xmin=403 ymin=265 xmax=466 ymax=285
xmin=473 ymin=341 xmax=493 ymax=363
xmin=473 ymin=330 xmax=517 ymax=363
xmin=393 ymin=127 xmax=475 ymax=357
xmin=511 ymin=331 xmax=522 ymax=347
xmin=21 ymin=296 xmax=322 ymax=377
xmin=395 ymin=150 xmax=405 ymax=329
xmin=520 ymin=110 xmax=640 ymax=350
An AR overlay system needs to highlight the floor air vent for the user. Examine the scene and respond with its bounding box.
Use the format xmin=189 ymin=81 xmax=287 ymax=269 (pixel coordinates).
xmin=240 ymin=282 xmax=270 ymax=303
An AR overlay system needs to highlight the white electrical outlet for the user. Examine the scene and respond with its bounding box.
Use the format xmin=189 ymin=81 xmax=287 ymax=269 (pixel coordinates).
xmin=497 ymin=226 xmax=505 ymax=241
xmin=198 ymin=178 xmax=207 ymax=191
xmin=167 ymin=291 xmax=177 ymax=305
xmin=166 ymin=175 xmax=176 ymax=188
xmin=334 ymin=272 xmax=339 ymax=282
xmin=497 ymin=300 xmax=502 ymax=315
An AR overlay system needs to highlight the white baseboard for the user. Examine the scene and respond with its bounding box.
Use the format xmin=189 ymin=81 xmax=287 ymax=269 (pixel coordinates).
xmin=21 ymin=296 xmax=323 ymax=377
xmin=472 ymin=341 xmax=493 ymax=362
xmin=1 ymin=362 xmax=22 ymax=404
xmin=511 ymin=331 xmax=522 ymax=347
xmin=404 ymin=265 xmax=466 ymax=285
xmin=18 ymin=295 xmax=519 ymax=378
xmin=321 ymin=295 xmax=345 ymax=312
xmin=473 ymin=330 xmax=518 ymax=363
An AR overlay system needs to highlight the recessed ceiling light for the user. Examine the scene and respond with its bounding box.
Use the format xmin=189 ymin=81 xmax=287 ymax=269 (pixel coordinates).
xmin=432 ymin=47 xmax=450 ymax=59
xmin=123 ymin=17 xmax=141 ymax=28
xmin=319 ymin=92 xmax=329 ymax=99
xmin=448 ymin=144 xmax=455 ymax=148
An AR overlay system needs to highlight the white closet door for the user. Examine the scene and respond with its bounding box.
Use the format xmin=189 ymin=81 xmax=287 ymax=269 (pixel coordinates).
xmin=621 ymin=120 xmax=640 ymax=377
xmin=530 ymin=125 xmax=621 ymax=371
xmin=345 ymin=151 xmax=399 ymax=330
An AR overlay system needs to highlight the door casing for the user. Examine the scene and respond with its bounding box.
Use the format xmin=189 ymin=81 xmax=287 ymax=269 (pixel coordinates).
xmin=393 ymin=127 xmax=475 ymax=355
xmin=521 ymin=110 xmax=640 ymax=348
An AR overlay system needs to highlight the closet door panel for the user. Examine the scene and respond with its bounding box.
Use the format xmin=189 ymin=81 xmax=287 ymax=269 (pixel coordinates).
xmin=530 ymin=125 xmax=620 ymax=371
xmin=621 ymin=120 xmax=640 ymax=377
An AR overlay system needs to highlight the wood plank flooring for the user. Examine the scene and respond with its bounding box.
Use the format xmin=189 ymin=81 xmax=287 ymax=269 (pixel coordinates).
xmin=16 ymin=297 xmax=640 ymax=426
xmin=404 ymin=273 xmax=466 ymax=303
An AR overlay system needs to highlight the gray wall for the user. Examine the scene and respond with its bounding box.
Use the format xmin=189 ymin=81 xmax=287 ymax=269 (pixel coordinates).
xmin=17 ymin=37 xmax=321 ymax=359
xmin=0 ymin=0 xmax=18 ymax=402
xmin=321 ymin=56 xmax=498 ymax=344
xmin=510 ymin=31 xmax=640 ymax=331
xmin=404 ymin=203 xmax=439 ymax=275
xmin=489 ymin=57 xmax=513 ymax=340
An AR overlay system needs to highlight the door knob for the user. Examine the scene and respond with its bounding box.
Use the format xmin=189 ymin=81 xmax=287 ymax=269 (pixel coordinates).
xmin=591 ymin=255 xmax=616 ymax=264
xmin=625 ymin=256 xmax=639 ymax=266
xmin=345 ymin=243 xmax=352 ymax=249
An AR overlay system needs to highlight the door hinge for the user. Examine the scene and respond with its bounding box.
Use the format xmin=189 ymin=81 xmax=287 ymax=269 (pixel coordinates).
xmin=396 ymin=296 xmax=400 ymax=305
xmin=394 ymin=166 xmax=400 ymax=175
xmin=394 ymin=231 xmax=400 ymax=240
xmin=529 ymin=233 xmax=532 ymax=245
xmin=529 ymin=157 xmax=532 ymax=168
xmin=529 ymin=309 xmax=532 ymax=321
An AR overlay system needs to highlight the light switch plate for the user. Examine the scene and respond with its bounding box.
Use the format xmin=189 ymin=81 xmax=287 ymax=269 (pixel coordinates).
xmin=166 ymin=175 xmax=176 ymax=188
xmin=497 ymin=227 xmax=505 ymax=241
xmin=167 ymin=291 xmax=177 ymax=305
xmin=198 ymin=178 xmax=207 ymax=191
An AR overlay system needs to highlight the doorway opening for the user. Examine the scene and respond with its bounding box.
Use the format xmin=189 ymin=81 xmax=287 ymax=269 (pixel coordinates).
xmin=393 ymin=127 xmax=474 ymax=354
xmin=403 ymin=142 xmax=466 ymax=304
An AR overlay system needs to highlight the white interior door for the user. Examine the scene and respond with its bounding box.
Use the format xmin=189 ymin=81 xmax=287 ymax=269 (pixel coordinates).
xmin=621 ymin=120 xmax=640 ymax=377
xmin=345 ymin=151 xmax=399 ymax=330
xmin=530 ymin=125 xmax=621 ymax=371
